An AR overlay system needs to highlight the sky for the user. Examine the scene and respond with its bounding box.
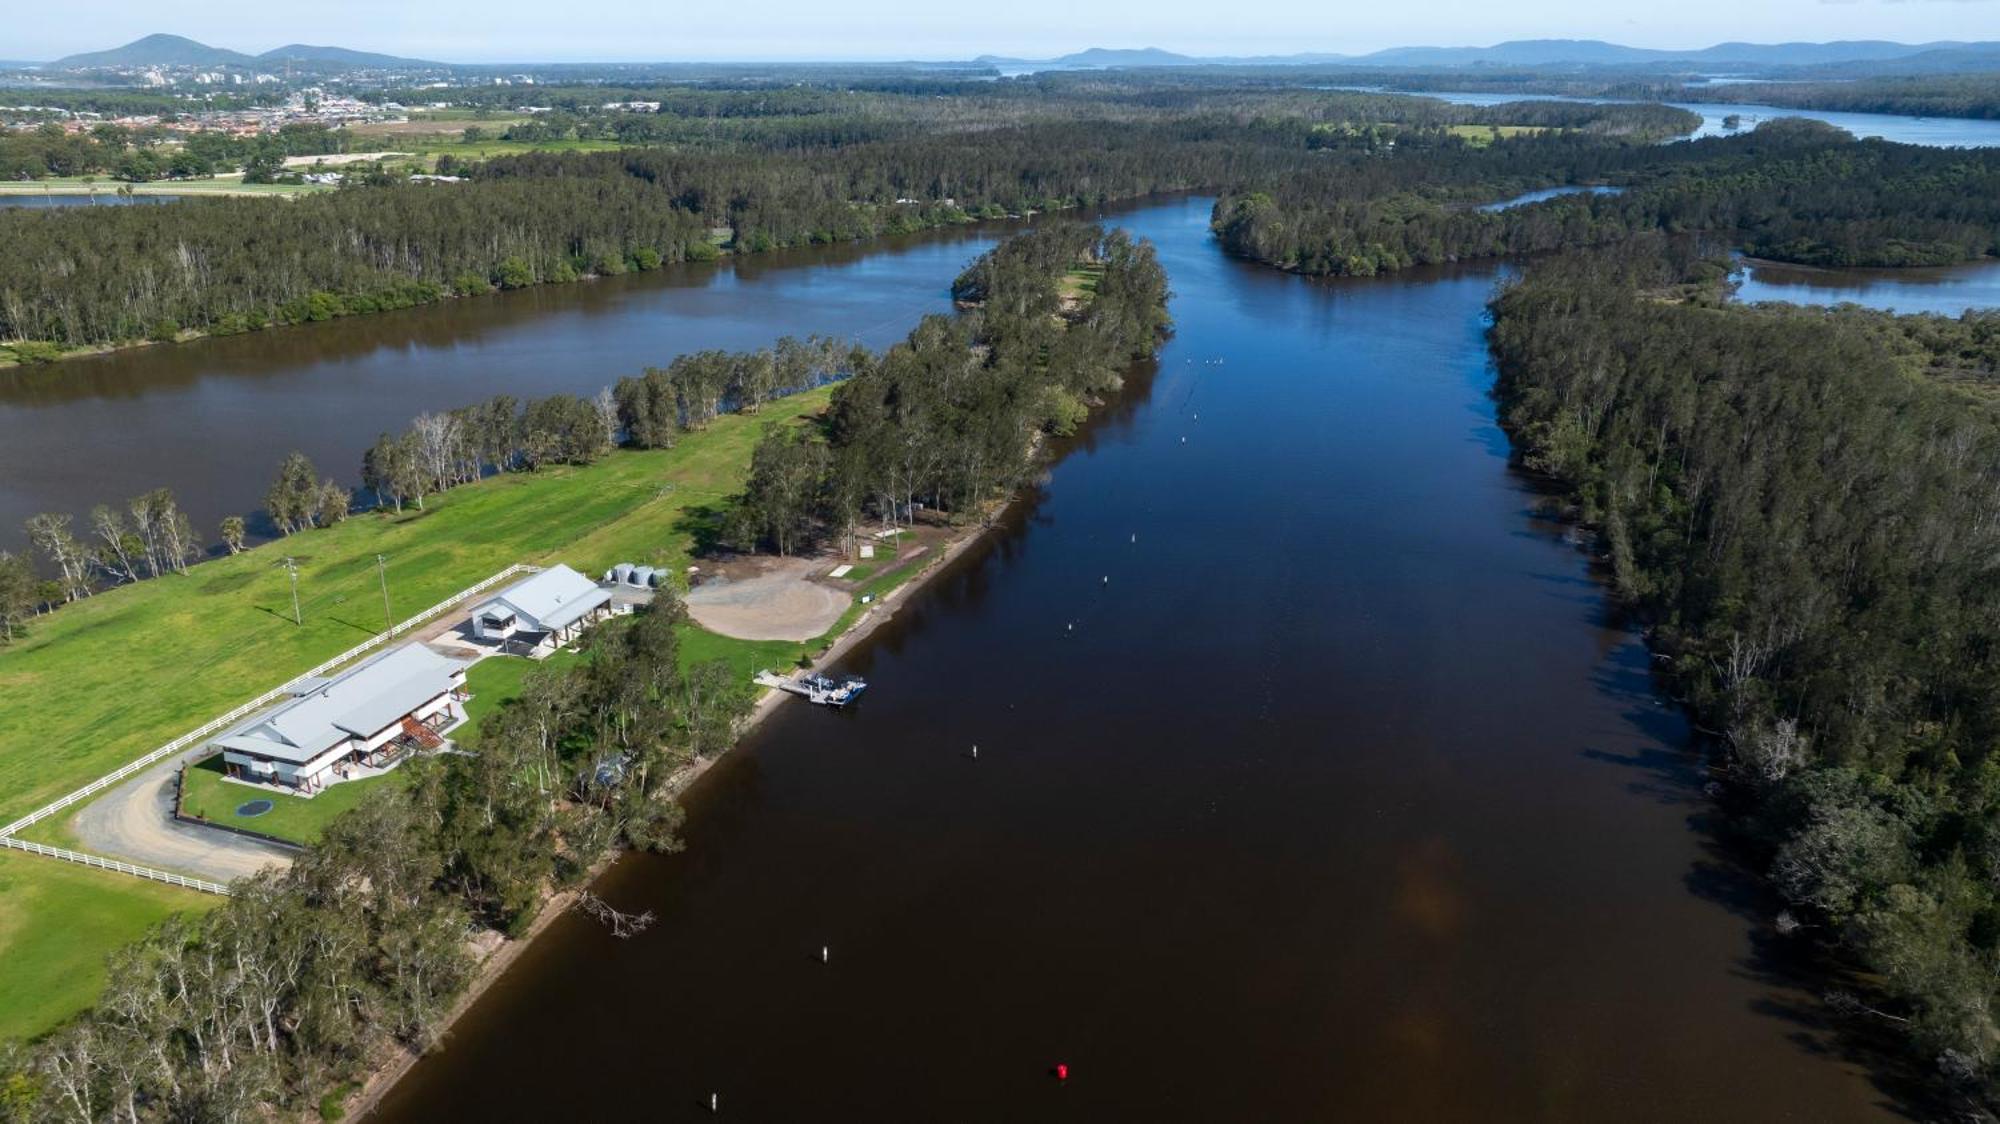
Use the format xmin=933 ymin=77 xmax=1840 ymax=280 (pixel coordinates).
xmin=7 ymin=0 xmax=1999 ymax=63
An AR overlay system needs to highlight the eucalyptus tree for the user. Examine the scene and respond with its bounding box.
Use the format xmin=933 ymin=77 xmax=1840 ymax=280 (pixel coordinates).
xmin=265 ymin=452 xmax=322 ymax=534
xmin=24 ymin=512 xmax=90 ymax=601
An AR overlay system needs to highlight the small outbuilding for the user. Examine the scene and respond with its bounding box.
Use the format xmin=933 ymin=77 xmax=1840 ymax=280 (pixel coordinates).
xmin=470 ymin=564 xmax=614 ymax=653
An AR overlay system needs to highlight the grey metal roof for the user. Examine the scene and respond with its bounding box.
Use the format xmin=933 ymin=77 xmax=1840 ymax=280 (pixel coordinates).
xmin=472 ymin=564 xmax=612 ymax=633
xmin=215 ymin=643 xmax=467 ymax=765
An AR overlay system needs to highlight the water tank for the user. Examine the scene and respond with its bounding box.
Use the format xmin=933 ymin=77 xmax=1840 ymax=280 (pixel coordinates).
xmin=629 ymin=566 xmax=656 ymax=588
xmin=612 ymin=562 xmax=635 ymax=585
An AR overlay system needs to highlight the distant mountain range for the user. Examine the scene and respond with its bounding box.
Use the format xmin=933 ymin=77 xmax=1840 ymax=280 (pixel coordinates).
xmin=978 ymin=38 xmax=2000 ymax=71
xmin=47 ymin=33 xmax=441 ymax=70
xmin=34 ymin=33 xmax=2000 ymax=74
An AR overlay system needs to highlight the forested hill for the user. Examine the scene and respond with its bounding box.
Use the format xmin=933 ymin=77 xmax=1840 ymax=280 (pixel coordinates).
xmin=1490 ymin=246 xmax=2000 ymax=1104
xmin=1213 ymin=119 xmax=2000 ymax=275
xmin=1663 ymin=74 xmax=2000 ymax=121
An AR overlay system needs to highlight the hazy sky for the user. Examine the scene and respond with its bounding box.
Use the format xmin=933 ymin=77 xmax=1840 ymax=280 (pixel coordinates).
xmin=9 ymin=0 xmax=1998 ymax=63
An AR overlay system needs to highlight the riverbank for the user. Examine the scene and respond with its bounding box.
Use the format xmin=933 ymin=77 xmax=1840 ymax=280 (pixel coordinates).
xmin=0 ymin=389 xmax=844 ymax=1040
xmin=0 ymin=192 xmax=1084 ymax=370
xmin=342 ymin=235 xmax=1160 ymax=1119
xmin=340 ymin=442 xmax=1023 ymax=1123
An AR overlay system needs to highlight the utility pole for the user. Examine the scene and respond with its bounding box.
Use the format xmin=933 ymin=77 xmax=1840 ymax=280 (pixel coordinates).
xmin=283 ymin=557 xmax=301 ymax=625
xmin=376 ymin=554 xmax=392 ymax=633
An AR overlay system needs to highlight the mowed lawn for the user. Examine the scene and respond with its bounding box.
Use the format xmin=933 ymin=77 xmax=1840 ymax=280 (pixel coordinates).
xmin=176 ymin=756 xmax=409 ymax=847
xmin=454 ymin=650 xmax=582 ymax=747
xmin=0 ymin=850 xmax=213 ymax=1042
xmin=454 ymin=629 xmax=804 ymax=748
xmin=0 ymin=384 xmax=832 ymax=827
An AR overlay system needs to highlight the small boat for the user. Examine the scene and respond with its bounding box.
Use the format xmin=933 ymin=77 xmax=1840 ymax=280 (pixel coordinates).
xmin=754 ymin=669 xmax=868 ymax=707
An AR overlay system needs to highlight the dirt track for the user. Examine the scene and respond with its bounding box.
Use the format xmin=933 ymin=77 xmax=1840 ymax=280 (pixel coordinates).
xmin=684 ymin=558 xmax=850 ymax=641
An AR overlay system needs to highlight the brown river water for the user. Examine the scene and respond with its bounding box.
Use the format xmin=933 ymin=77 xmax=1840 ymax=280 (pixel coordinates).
xmin=0 ymin=218 xmax=1022 ymax=555
xmin=347 ymin=197 xmax=1918 ymax=1120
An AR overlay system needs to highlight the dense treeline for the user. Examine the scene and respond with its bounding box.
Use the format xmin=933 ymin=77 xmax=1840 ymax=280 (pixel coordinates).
xmin=1490 ymin=243 xmax=2000 ymax=1105
xmin=0 ymin=593 xmax=751 ymax=1120
xmin=1215 ymin=119 xmax=2000 ymax=275
xmin=730 ymin=223 xmax=1170 ymax=555
xmin=1667 ymin=74 xmax=2000 ymax=121
xmin=0 ymin=121 xmax=347 ymax=181
xmin=0 ymin=90 xmax=279 ymax=115
xmin=1 ymin=175 xmax=717 ymax=347
xmin=0 ymin=88 xmax=1687 ymax=354
xmin=614 ymin=335 xmax=863 ymax=447
xmin=1736 ymin=303 xmax=2000 ymax=393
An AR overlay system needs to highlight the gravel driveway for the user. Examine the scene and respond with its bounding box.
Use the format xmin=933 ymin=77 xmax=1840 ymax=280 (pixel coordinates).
xmin=68 ymin=753 xmax=296 ymax=884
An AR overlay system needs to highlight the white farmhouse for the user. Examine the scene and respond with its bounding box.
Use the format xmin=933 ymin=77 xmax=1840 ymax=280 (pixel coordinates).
xmin=212 ymin=643 xmax=469 ymax=792
xmin=469 ymin=564 xmax=613 ymax=653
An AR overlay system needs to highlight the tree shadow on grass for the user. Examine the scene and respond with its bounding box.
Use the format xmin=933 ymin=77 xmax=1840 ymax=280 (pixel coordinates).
xmin=674 ymin=501 xmax=736 ymax=559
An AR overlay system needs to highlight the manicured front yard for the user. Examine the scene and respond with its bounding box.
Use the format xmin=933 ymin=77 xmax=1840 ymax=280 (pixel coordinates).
xmin=175 ymin=756 xmax=410 ymax=847
xmin=455 ymin=650 xmax=582 ymax=746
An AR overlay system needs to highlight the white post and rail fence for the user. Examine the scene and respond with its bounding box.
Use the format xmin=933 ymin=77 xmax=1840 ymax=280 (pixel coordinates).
xmin=0 ymin=564 xmax=539 ymax=896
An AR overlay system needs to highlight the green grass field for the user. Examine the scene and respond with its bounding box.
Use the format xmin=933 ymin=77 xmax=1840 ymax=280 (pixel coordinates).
xmin=455 ymin=650 xmax=583 ymax=746
xmin=0 ymin=388 xmax=832 ymax=1042
xmin=175 ymin=757 xmax=408 ymax=847
xmin=1059 ymin=264 xmax=1105 ymax=303
xmin=676 ymin=622 xmax=809 ymax=680
xmin=1445 ymin=124 xmax=1551 ymax=146
xmin=0 ymin=384 xmax=831 ymax=828
xmin=0 ymin=850 xmax=213 ymax=1042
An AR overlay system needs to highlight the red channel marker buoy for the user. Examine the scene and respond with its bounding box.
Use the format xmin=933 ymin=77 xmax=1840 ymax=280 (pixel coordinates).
xmin=1055 ymin=1063 xmax=1069 ymax=1082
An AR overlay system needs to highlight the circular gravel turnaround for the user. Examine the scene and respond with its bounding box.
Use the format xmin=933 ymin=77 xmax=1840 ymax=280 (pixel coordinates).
xmin=684 ymin=557 xmax=852 ymax=641
xmin=235 ymin=799 xmax=275 ymax=818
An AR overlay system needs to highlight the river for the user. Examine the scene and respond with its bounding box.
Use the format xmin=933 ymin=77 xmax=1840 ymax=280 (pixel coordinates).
xmin=0 ymin=220 xmax=1024 ymax=554
xmin=0 ymin=194 xmax=184 ymax=208
xmin=1359 ymin=87 xmax=2000 ymax=148
xmin=368 ymin=196 xmax=1912 ymax=1120
xmin=1734 ymin=256 xmax=2000 ymax=317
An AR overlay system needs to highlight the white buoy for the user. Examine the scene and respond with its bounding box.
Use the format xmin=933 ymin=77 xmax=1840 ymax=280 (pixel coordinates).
xmin=710 ymin=1093 xmax=719 ymax=1113
xmin=1130 ymin=533 xmax=1137 ymax=543
xmin=1066 ymin=622 xmax=1074 ymax=632
xmin=1181 ymin=436 xmax=1186 ymax=444
xmin=972 ymin=744 xmax=979 ymax=760
xmin=821 ymin=945 xmax=829 ymax=963
xmin=1102 ymin=575 xmax=1109 ymax=584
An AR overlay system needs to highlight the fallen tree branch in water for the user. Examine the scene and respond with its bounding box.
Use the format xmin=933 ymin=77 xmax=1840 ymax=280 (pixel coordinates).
xmin=574 ymin=891 xmax=656 ymax=939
